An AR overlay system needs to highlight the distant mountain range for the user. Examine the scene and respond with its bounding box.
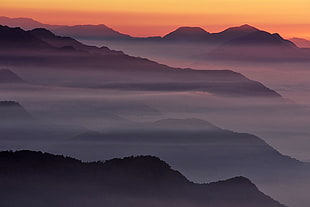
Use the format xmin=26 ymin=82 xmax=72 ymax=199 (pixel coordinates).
xmin=1 ymin=16 xmax=307 ymax=61
xmin=0 ymin=16 xmax=133 ymax=40
xmin=0 ymin=150 xmax=286 ymax=207
xmin=0 ymin=17 xmax=298 ymax=46
xmin=162 ymin=24 xmax=295 ymax=47
xmin=74 ymin=117 xmax=306 ymax=182
xmin=0 ymin=25 xmax=280 ymax=97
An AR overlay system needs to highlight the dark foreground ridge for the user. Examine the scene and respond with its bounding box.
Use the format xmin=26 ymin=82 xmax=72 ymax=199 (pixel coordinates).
xmin=0 ymin=150 xmax=286 ymax=207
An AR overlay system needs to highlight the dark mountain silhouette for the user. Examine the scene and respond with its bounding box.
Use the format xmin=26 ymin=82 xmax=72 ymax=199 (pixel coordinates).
xmin=28 ymin=28 xmax=122 ymax=54
xmin=225 ymin=31 xmax=295 ymax=47
xmin=153 ymin=25 xmax=303 ymax=61
xmin=157 ymin=25 xmax=297 ymax=49
xmin=1 ymin=17 xmax=306 ymax=61
xmin=0 ymin=25 xmax=51 ymax=49
xmin=0 ymin=150 xmax=286 ymax=207
xmin=163 ymin=27 xmax=211 ymax=41
xmin=74 ymin=118 xmax=305 ymax=182
xmin=290 ymin=37 xmax=310 ymax=48
xmin=212 ymin=24 xmax=260 ymax=42
xmin=0 ymin=69 xmax=25 ymax=84
xmin=0 ymin=17 xmax=297 ymax=48
xmin=0 ymin=25 xmax=281 ymax=97
xmin=207 ymin=30 xmax=302 ymax=61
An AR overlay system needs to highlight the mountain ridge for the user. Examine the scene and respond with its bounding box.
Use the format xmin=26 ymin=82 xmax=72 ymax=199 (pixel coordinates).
xmin=0 ymin=150 xmax=287 ymax=207
xmin=0 ymin=25 xmax=281 ymax=97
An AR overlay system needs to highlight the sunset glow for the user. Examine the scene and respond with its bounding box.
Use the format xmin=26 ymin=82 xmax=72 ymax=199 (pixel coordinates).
xmin=2 ymin=0 xmax=310 ymax=38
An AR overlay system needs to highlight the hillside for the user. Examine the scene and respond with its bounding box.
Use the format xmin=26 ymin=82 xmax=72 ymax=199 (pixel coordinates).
xmin=0 ymin=150 xmax=286 ymax=207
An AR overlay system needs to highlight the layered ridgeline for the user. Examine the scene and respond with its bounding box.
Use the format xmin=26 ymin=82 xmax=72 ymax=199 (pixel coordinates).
xmin=0 ymin=25 xmax=280 ymax=97
xmin=0 ymin=16 xmax=308 ymax=61
xmin=0 ymin=150 xmax=286 ymax=207
xmin=1 ymin=101 xmax=307 ymax=184
xmin=0 ymin=16 xmax=133 ymax=40
xmin=0 ymin=101 xmax=83 ymax=140
xmin=74 ymin=118 xmax=307 ymax=183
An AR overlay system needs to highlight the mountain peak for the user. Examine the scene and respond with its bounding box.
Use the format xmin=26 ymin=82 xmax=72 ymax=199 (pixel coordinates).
xmin=29 ymin=28 xmax=56 ymax=38
xmin=163 ymin=26 xmax=210 ymax=41
xmin=238 ymin=24 xmax=259 ymax=31
xmin=175 ymin=26 xmax=208 ymax=33
xmin=220 ymin=24 xmax=259 ymax=35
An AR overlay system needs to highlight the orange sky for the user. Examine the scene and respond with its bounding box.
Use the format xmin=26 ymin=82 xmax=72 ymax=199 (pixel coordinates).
xmin=2 ymin=0 xmax=310 ymax=38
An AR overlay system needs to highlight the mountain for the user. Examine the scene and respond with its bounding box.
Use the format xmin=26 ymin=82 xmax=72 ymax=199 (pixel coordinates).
xmin=0 ymin=17 xmax=296 ymax=47
xmin=0 ymin=150 xmax=286 ymax=207
xmin=0 ymin=25 xmax=51 ymax=49
xmin=0 ymin=16 xmax=132 ymax=41
xmin=224 ymin=30 xmax=296 ymax=47
xmin=158 ymin=25 xmax=304 ymax=61
xmin=163 ymin=27 xmax=211 ymax=41
xmin=74 ymin=118 xmax=305 ymax=182
xmin=0 ymin=69 xmax=26 ymax=84
xmin=212 ymin=24 xmax=260 ymax=42
xmin=290 ymin=37 xmax=310 ymax=48
xmin=0 ymin=25 xmax=281 ymax=97
xmin=147 ymin=24 xmax=296 ymax=48
xmin=1 ymin=17 xmax=306 ymax=61
xmin=208 ymin=30 xmax=301 ymax=61
xmin=28 ymin=28 xmax=121 ymax=54
xmin=0 ymin=16 xmax=54 ymax=30
xmin=51 ymin=24 xmax=133 ymax=41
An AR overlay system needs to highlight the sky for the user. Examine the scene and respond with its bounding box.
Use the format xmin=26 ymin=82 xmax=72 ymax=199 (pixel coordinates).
xmin=2 ymin=0 xmax=310 ymax=38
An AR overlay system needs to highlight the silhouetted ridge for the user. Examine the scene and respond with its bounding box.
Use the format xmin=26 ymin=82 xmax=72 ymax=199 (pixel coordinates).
xmin=227 ymin=30 xmax=296 ymax=47
xmin=103 ymin=155 xmax=189 ymax=185
xmin=223 ymin=24 xmax=259 ymax=33
xmin=0 ymin=150 xmax=81 ymax=171
xmin=0 ymin=150 xmax=287 ymax=207
xmin=164 ymin=27 xmax=211 ymax=41
xmin=30 ymin=28 xmax=56 ymax=38
xmin=211 ymin=176 xmax=256 ymax=186
xmin=0 ymin=25 xmax=50 ymax=49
